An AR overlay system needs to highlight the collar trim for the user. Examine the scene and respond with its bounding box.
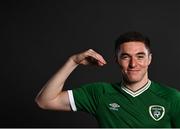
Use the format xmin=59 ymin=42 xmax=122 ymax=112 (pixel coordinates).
xmin=121 ymin=80 xmax=151 ymax=97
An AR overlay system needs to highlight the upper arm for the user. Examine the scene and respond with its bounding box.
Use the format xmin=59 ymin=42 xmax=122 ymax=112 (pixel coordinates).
xmin=37 ymin=91 xmax=72 ymax=111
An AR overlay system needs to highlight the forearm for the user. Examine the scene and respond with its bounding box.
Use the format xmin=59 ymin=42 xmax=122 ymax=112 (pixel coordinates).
xmin=35 ymin=49 xmax=106 ymax=110
xmin=36 ymin=57 xmax=78 ymax=103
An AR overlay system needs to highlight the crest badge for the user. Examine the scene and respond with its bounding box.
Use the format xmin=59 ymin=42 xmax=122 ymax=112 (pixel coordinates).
xmin=149 ymin=105 xmax=165 ymax=121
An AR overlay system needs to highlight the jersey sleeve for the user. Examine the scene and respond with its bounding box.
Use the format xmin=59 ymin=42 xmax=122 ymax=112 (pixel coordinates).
xmin=68 ymin=82 xmax=106 ymax=115
xmin=170 ymin=90 xmax=180 ymax=127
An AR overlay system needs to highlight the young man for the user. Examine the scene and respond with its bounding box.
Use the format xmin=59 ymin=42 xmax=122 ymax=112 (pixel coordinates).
xmin=35 ymin=32 xmax=180 ymax=128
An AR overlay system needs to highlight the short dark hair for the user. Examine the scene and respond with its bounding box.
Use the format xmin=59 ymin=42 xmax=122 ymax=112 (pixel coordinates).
xmin=115 ymin=31 xmax=151 ymax=61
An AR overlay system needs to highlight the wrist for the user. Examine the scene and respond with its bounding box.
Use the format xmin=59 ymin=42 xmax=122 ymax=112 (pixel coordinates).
xmin=68 ymin=56 xmax=79 ymax=67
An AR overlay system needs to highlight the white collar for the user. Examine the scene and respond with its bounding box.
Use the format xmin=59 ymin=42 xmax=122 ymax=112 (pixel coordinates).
xmin=121 ymin=80 xmax=151 ymax=97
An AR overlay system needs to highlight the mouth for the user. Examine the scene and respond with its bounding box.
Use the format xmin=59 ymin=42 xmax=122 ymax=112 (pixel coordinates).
xmin=128 ymin=69 xmax=140 ymax=72
xmin=127 ymin=70 xmax=140 ymax=74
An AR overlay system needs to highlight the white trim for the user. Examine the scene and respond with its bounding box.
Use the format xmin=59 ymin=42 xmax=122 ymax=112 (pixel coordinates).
xmin=121 ymin=80 xmax=151 ymax=97
xmin=67 ymin=90 xmax=77 ymax=111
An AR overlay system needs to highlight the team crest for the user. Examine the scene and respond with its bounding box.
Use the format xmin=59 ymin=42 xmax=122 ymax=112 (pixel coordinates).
xmin=149 ymin=105 xmax=165 ymax=121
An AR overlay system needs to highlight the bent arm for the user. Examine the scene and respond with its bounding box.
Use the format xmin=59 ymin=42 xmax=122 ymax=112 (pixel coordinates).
xmin=35 ymin=57 xmax=78 ymax=111
xmin=35 ymin=49 xmax=106 ymax=111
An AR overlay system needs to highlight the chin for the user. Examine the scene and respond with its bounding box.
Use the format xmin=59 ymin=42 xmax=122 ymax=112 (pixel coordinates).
xmin=126 ymin=77 xmax=142 ymax=83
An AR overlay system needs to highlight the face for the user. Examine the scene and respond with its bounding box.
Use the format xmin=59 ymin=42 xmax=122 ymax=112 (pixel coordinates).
xmin=117 ymin=41 xmax=152 ymax=84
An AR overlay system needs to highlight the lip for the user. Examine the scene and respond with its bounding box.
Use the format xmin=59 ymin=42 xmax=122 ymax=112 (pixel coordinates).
xmin=127 ymin=70 xmax=141 ymax=74
xmin=127 ymin=70 xmax=140 ymax=71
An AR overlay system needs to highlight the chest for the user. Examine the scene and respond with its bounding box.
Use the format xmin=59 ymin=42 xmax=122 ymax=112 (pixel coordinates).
xmin=95 ymin=93 xmax=171 ymax=128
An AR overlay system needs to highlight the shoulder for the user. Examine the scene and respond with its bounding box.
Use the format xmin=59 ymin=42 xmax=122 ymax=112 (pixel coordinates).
xmin=74 ymin=82 xmax=118 ymax=94
xmin=150 ymin=81 xmax=180 ymax=100
xmin=79 ymin=81 xmax=114 ymax=90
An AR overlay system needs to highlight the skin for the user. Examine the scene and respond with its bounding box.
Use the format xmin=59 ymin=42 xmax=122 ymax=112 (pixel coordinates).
xmin=117 ymin=41 xmax=152 ymax=91
xmin=35 ymin=49 xmax=106 ymax=111
xmin=35 ymin=42 xmax=152 ymax=111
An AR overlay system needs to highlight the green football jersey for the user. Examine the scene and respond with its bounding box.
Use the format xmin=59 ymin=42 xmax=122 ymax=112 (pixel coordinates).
xmin=68 ymin=80 xmax=180 ymax=128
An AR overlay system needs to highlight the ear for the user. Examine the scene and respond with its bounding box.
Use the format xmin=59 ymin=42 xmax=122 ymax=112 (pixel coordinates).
xmin=148 ymin=53 xmax=152 ymax=65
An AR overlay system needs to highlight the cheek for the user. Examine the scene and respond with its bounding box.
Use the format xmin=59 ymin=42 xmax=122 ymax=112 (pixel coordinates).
xmin=139 ymin=60 xmax=150 ymax=68
xmin=118 ymin=61 xmax=129 ymax=69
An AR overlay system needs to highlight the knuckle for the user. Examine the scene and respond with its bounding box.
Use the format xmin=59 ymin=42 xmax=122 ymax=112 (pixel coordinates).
xmin=88 ymin=49 xmax=93 ymax=52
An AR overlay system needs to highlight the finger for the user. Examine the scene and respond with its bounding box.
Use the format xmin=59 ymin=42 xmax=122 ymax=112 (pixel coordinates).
xmin=87 ymin=49 xmax=107 ymax=64
xmin=97 ymin=61 xmax=105 ymax=66
xmin=86 ymin=56 xmax=105 ymax=66
xmin=96 ymin=54 xmax=107 ymax=64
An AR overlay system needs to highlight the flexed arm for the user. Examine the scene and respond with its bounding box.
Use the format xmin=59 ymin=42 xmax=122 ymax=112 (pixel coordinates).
xmin=35 ymin=49 xmax=106 ymax=111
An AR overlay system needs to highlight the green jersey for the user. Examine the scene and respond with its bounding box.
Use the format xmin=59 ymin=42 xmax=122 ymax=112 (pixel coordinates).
xmin=67 ymin=80 xmax=180 ymax=128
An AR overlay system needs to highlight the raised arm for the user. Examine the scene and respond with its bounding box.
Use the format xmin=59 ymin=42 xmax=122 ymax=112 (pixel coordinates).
xmin=35 ymin=49 xmax=106 ymax=111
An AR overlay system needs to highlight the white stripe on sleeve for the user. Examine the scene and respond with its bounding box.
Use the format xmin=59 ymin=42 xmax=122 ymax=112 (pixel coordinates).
xmin=67 ymin=90 xmax=77 ymax=111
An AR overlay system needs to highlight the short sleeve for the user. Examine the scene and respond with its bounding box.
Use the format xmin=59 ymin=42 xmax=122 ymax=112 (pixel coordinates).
xmin=68 ymin=82 xmax=106 ymax=115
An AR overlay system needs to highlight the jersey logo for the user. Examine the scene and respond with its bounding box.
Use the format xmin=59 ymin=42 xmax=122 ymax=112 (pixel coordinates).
xmin=149 ymin=105 xmax=165 ymax=121
xmin=109 ymin=103 xmax=120 ymax=111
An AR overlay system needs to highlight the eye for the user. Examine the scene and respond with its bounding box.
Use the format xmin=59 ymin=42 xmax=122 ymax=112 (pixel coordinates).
xmin=121 ymin=55 xmax=130 ymax=60
xmin=137 ymin=55 xmax=145 ymax=59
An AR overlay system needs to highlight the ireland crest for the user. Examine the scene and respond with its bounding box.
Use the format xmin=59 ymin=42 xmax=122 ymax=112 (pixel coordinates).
xmin=149 ymin=105 xmax=165 ymax=121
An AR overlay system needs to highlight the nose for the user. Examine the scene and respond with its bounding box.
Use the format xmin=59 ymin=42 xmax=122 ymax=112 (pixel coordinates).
xmin=129 ymin=57 xmax=137 ymax=68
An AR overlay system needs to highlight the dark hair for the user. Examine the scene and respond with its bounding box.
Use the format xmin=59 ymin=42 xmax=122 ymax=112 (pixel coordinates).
xmin=115 ymin=31 xmax=151 ymax=61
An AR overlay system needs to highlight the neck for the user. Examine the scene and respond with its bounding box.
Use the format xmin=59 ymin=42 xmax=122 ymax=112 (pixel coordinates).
xmin=123 ymin=77 xmax=149 ymax=92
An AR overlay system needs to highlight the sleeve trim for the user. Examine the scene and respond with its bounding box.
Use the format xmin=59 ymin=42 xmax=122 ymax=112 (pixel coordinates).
xmin=67 ymin=90 xmax=77 ymax=111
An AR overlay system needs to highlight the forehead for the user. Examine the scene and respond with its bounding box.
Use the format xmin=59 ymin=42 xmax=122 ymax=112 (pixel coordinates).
xmin=119 ymin=41 xmax=148 ymax=54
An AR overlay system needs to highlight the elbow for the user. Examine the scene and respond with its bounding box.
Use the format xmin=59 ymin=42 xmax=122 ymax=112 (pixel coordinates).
xmin=35 ymin=96 xmax=58 ymax=110
xmin=35 ymin=97 xmax=49 ymax=110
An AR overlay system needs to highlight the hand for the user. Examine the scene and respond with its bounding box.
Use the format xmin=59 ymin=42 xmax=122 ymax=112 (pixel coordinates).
xmin=70 ymin=49 xmax=107 ymax=66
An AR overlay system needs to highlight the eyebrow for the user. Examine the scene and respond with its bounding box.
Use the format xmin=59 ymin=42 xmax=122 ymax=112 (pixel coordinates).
xmin=120 ymin=53 xmax=130 ymax=56
xmin=120 ymin=52 xmax=146 ymax=57
xmin=136 ymin=52 xmax=146 ymax=55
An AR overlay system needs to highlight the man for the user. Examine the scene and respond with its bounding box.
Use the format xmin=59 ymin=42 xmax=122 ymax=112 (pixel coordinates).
xmin=35 ymin=31 xmax=180 ymax=128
